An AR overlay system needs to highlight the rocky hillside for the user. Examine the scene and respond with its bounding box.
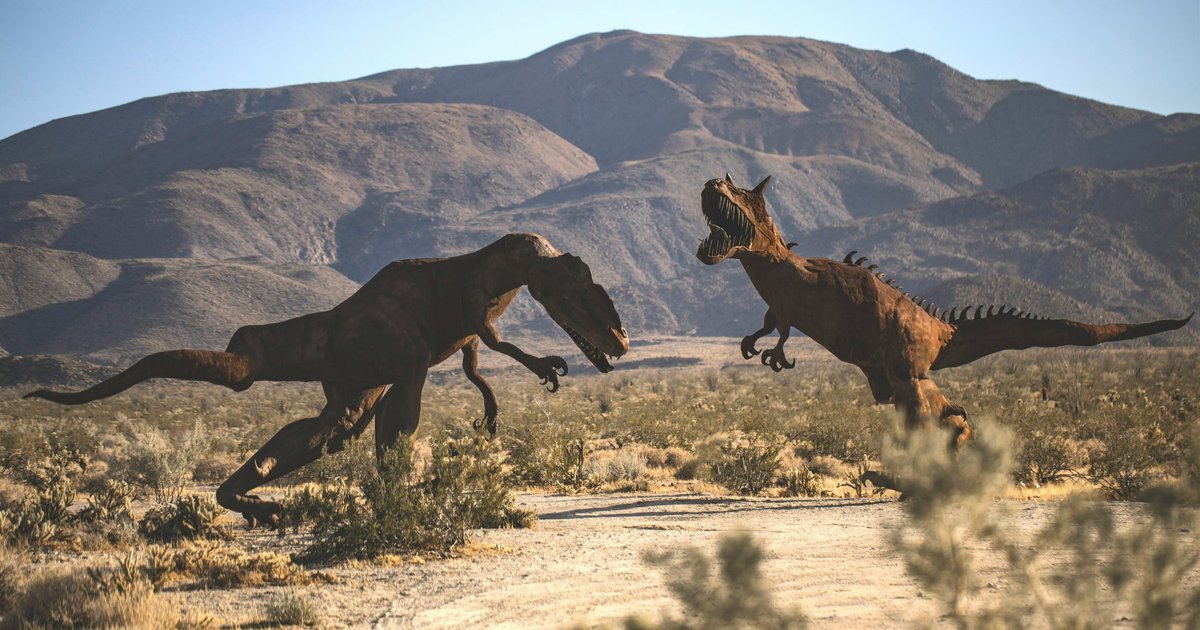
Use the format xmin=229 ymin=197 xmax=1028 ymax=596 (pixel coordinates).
xmin=0 ymin=30 xmax=1196 ymax=363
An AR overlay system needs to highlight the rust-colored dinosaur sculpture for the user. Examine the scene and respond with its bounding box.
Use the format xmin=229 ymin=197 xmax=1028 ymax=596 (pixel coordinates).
xmin=26 ymin=233 xmax=629 ymax=527
xmin=697 ymin=174 xmax=1191 ymax=446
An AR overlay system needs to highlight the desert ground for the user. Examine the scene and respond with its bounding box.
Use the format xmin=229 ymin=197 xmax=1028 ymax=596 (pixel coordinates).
xmin=179 ymin=493 xmax=1186 ymax=629
xmin=5 ymin=337 xmax=1199 ymax=628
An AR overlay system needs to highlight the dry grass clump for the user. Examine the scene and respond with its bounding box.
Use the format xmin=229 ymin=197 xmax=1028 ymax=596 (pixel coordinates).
xmin=0 ymin=562 xmax=192 ymax=629
xmin=260 ymin=588 xmax=321 ymax=627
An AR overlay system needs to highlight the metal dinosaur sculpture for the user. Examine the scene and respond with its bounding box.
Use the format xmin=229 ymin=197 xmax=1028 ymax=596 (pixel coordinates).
xmin=25 ymin=233 xmax=629 ymax=527
xmin=697 ymin=174 xmax=1191 ymax=447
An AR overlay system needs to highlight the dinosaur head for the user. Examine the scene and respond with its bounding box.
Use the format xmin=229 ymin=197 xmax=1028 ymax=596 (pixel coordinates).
xmin=697 ymin=174 xmax=788 ymax=264
xmin=528 ymin=253 xmax=629 ymax=373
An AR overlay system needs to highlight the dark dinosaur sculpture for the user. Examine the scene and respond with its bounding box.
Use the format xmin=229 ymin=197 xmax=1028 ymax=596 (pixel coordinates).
xmin=25 ymin=233 xmax=629 ymax=527
xmin=697 ymin=174 xmax=1191 ymax=447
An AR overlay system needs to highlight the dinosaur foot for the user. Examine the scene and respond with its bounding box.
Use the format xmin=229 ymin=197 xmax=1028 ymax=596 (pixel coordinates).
xmin=472 ymin=412 xmax=499 ymax=438
xmin=760 ymin=347 xmax=796 ymax=372
xmin=740 ymin=335 xmax=763 ymax=359
xmin=219 ymin=491 xmax=283 ymax=530
xmin=529 ymin=355 xmax=568 ymax=392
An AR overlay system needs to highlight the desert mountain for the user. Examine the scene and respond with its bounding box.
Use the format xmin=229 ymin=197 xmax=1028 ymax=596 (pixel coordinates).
xmin=0 ymin=30 xmax=1196 ymax=363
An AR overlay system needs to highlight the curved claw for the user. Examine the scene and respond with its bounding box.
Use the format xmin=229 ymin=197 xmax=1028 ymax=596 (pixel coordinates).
xmin=544 ymin=376 xmax=560 ymax=393
xmin=740 ymin=336 xmax=762 ymax=359
xmin=761 ymin=348 xmax=796 ymax=372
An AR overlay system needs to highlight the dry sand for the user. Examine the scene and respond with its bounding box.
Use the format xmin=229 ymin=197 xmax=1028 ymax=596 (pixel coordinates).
xmin=189 ymin=493 xmax=1188 ymax=629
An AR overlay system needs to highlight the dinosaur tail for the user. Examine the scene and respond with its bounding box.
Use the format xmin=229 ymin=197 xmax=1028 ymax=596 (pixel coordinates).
xmin=23 ymin=349 xmax=253 ymax=405
xmin=932 ymin=307 xmax=1193 ymax=370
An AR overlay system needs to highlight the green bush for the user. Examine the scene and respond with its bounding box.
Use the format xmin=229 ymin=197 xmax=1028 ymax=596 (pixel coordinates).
xmin=779 ymin=466 xmax=821 ymax=497
xmin=292 ymin=435 xmax=534 ymax=561
xmin=882 ymin=417 xmax=1014 ymax=621
xmin=708 ymin=435 xmax=782 ymax=496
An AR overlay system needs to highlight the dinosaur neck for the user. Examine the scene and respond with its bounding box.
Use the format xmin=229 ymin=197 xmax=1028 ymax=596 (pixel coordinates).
xmin=479 ymin=233 xmax=559 ymax=297
xmin=738 ymin=245 xmax=790 ymax=277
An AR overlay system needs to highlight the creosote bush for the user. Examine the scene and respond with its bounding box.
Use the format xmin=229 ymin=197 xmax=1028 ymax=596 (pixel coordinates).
xmin=287 ymin=434 xmax=534 ymax=561
xmin=883 ymin=417 xmax=1014 ymax=622
xmin=888 ymin=416 xmax=1200 ymax=628
xmin=623 ymin=530 xmax=806 ymax=630
xmin=708 ymin=434 xmax=782 ymax=496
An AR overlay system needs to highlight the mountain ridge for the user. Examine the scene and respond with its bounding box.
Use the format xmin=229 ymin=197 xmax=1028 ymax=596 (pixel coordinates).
xmin=1 ymin=30 xmax=1196 ymax=362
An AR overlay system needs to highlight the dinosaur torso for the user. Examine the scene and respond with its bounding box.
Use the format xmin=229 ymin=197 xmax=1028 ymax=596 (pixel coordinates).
xmin=227 ymin=252 xmax=524 ymax=389
xmin=741 ymin=254 xmax=953 ymax=370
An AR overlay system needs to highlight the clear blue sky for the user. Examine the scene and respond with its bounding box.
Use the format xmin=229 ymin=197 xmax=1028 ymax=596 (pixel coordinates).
xmin=2 ymin=0 xmax=1198 ymax=141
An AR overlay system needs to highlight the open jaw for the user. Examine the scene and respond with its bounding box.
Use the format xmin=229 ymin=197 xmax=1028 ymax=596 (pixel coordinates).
xmin=697 ymin=189 xmax=755 ymax=263
xmin=560 ymin=323 xmax=618 ymax=373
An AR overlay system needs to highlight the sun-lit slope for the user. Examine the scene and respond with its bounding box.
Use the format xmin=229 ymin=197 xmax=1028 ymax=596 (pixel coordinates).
xmin=797 ymin=163 xmax=1200 ymax=341
xmin=1 ymin=103 xmax=596 ymax=271
xmin=0 ymin=246 xmax=360 ymax=363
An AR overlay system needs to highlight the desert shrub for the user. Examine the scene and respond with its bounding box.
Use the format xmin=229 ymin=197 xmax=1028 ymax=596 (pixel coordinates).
xmin=883 ymin=417 xmax=1014 ymax=622
xmin=508 ymin=432 xmax=592 ymax=491
xmin=779 ymin=466 xmax=820 ymax=497
xmin=119 ymin=421 xmax=209 ymax=502
xmin=261 ymin=589 xmax=321 ymax=627
xmin=708 ymin=435 xmax=782 ymax=496
xmin=837 ymin=460 xmax=888 ymax=498
xmin=625 ymin=530 xmax=806 ymax=629
xmin=294 ymin=435 xmax=533 ymax=561
xmin=132 ymin=541 xmax=320 ymax=590
xmin=1084 ymin=413 xmax=1162 ymax=500
xmin=77 ymin=479 xmax=135 ymax=524
xmin=0 ymin=449 xmax=84 ymax=546
xmin=0 ymin=545 xmax=20 ymax=617
xmin=789 ymin=406 xmax=882 ymax=463
xmin=584 ymin=449 xmax=649 ymax=485
xmin=3 ymin=563 xmax=181 ymax=629
xmin=138 ymin=494 xmax=229 ymax=543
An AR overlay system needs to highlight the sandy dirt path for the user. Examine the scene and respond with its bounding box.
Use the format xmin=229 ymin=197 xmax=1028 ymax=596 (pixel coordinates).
xmin=195 ymin=492 xmax=1189 ymax=629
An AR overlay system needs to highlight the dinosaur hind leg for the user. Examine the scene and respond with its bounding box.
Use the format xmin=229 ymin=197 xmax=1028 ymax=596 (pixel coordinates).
xmin=216 ymin=385 xmax=385 ymax=528
xmin=374 ymin=362 xmax=429 ymax=460
xmin=891 ymin=374 xmax=970 ymax=450
xmin=861 ymin=367 xmax=893 ymax=404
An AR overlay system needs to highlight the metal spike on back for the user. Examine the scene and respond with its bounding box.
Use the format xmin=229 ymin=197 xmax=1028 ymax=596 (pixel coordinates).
xmin=974 ymin=305 xmax=985 ymax=319
xmin=854 ymin=256 xmax=868 ymax=267
xmin=843 ymin=250 xmax=858 ymax=264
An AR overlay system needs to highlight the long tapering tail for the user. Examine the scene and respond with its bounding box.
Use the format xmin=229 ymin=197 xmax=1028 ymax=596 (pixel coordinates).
xmin=23 ymin=350 xmax=253 ymax=405
xmin=932 ymin=310 xmax=1193 ymax=370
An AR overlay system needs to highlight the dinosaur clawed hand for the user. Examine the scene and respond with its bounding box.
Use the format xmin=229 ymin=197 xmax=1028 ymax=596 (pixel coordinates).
xmin=529 ymin=355 xmax=568 ymax=392
xmin=760 ymin=346 xmax=795 ymax=372
xmin=472 ymin=410 xmax=499 ymax=437
xmin=740 ymin=334 xmax=763 ymax=359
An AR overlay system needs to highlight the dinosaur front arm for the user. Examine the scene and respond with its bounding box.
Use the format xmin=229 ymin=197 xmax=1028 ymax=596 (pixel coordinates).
xmin=741 ymin=310 xmax=777 ymax=359
xmin=478 ymin=321 xmax=568 ymax=392
xmin=461 ymin=338 xmax=500 ymax=436
xmin=759 ymin=325 xmax=796 ymax=372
